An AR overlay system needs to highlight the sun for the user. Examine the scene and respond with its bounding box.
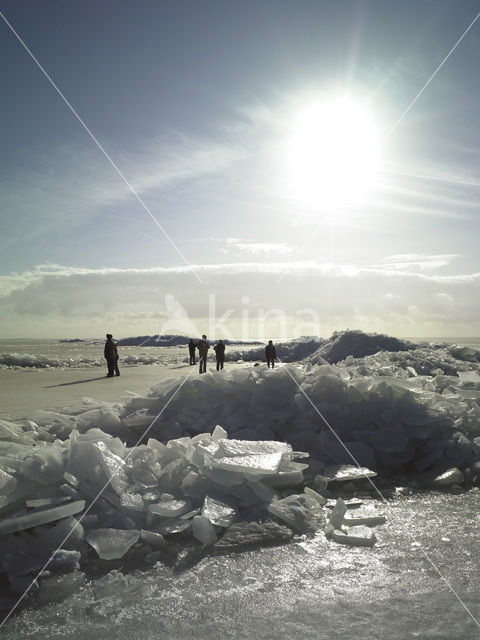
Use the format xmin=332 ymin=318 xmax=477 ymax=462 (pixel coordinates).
xmin=287 ymin=97 xmax=379 ymax=208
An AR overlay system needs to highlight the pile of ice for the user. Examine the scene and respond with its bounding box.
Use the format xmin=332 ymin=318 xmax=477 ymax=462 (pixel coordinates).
xmin=119 ymin=363 xmax=480 ymax=475
xmin=0 ymin=353 xmax=166 ymax=370
xmin=307 ymin=330 xmax=414 ymax=365
xmin=0 ymin=353 xmax=101 ymax=370
xmin=118 ymin=335 xmax=263 ymax=347
xmin=224 ymin=336 xmax=323 ymax=363
xmin=0 ymin=424 xmax=386 ymax=606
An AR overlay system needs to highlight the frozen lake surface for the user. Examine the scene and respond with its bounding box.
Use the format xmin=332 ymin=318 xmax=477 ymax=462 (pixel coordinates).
xmin=2 ymin=489 xmax=480 ymax=639
xmin=1 ymin=333 xmax=480 ymax=639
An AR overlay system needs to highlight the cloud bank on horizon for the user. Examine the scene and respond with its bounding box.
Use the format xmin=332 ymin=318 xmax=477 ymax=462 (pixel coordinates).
xmin=1 ymin=1 xmax=480 ymax=338
xmin=1 ymin=257 xmax=479 ymax=339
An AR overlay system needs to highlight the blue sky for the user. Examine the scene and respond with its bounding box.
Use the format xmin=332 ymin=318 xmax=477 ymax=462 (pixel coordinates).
xmin=1 ymin=0 xmax=480 ymax=338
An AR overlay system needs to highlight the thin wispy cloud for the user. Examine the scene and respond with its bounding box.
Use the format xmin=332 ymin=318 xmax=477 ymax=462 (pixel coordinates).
xmin=376 ymin=253 xmax=460 ymax=271
xmin=219 ymin=237 xmax=294 ymax=256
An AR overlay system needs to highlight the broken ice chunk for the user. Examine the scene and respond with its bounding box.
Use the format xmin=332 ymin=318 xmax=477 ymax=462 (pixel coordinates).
xmin=26 ymin=496 xmax=72 ymax=509
xmin=267 ymin=494 xmax=317 ymax=533
xmin=0 ymin=500 xmax=85 ymax=536
xmin=217 ymin=439 xmax=292 ymax=457
xmin=152 ymin=518 xmax=192 ymax=535
xmin=328 ymin=498 xmax=347 ymax=530
xmin=430 ymin=467 xmax=464 ymax=487
xmin=304 ymin=486 xmax=327 ymax=506
xmin=212 ymin=453 xmax=283 ymax=475
xmin=86 ymin=528 xmax=140 ymax=560
xmin=192 ymin=515 xmax=217 ymax=545
xmin=140 ymin=529 xmax=166 ymax=547
xmin=202 ymin=495 xmax=237 ymax=527
xmin=323 ymin=464 xmax=377 ymax=482
xmin=331 ymin=525 xmax=377 ymax=547
xmin=0 ymin=469 xmax=17 ymax=496
xmin=148 ymin=498 xmax=192 ymax=518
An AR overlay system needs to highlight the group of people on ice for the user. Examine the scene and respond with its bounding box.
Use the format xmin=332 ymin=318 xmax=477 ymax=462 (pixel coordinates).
xmin=104 ymin=333 xmax=278 ymax=377
xmin=189 ymin=336 xmax=277 ymax=374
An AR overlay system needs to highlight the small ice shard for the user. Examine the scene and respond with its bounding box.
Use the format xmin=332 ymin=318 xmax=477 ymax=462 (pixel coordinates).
xmin=62 ymin=472 xmax=78 ymax=488
xmin=312 ymin=475 xmax=329 ymax=494
xmin=152 ymin=517 xmax=192 ymax=535
xmin=47 ymin=549 xmax=81 ymax=573
xmin=26 ymin=496 xmax=72 ymax=509
xmin=331 ymin=525 xmax=377 ymax=547
xmin=431 ymin=467 xmax=464 ymax=487
xmin=323 ymin=464 xmax=377 ymax=482
xmin=267 ymin=494 xmax=316 ymax=533
xmin=0 ymin=469 xmax=17 ymax=496
xmin=304 ymin=486 xmax=327 ymax=506
xmin=86 ymin=528 xmax=140 ymax=560
xmin=148 ymin=498 xmax=192 ymax=517
xmin=328 ymin=498 xmax=347 ymax=529
xmin=0 ymin=500 xmax=85 ymax=536
xmin=192 ymin=515 xmax=217 ymax=545
xmin=119 ymin=493 xmax=146 ymax=512
xmin=214 ymin=519 xmax=293 ymax=550
xmin=211 ymin=425 xmax=228 ymax=440
xmin=140 ymin=529 xmax=166 ymax=547
xmin=202 ymin=495 xmax=238 ymax=527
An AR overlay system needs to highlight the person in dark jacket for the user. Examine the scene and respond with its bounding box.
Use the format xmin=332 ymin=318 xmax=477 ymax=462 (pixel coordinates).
xmin=188 ymin=339 xmax=197 ymax=365
xmin=104 ymin=333 xmax=120 ymax=377
xmin=265 ymin=340 xmax=276 ymax=369
xmin=197 ymin=334 xmax=210 ymax=374
xmin=214 ymin=339 xmax=225 ymax=370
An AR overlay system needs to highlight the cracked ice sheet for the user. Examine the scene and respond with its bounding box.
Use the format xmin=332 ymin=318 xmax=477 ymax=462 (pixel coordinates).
xmin=217 ymin=439 xmax=292 ymax=457
xmin=212 ymin=452 xmax=284 ymax=475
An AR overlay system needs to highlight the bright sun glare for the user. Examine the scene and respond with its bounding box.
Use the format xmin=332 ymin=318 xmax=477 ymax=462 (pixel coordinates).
xmin=288 ymin=97 xmax=379 ymax=209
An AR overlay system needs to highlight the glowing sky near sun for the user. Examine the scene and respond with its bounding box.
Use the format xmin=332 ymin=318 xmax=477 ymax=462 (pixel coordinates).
xmin=1 ymin=1 xmax=480 ymax=338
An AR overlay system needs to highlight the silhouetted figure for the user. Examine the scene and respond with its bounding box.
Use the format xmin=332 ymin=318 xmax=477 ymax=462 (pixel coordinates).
xmin=188 ymin=339 xmax=197 ymax=365
xmin=197 ymin=334 xmax=210 ymax=374
xmin=104 ymin=333 xmax=120 ymax=377
xmin=266 ymin=340 xmax=276 ymax=369
xmin=214 ymin=339 xmax=225 ymax=371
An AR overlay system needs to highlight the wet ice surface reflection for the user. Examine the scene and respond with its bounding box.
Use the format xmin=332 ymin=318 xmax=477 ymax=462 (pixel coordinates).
xmin=4 ymin=489 xmax=480 ymax=640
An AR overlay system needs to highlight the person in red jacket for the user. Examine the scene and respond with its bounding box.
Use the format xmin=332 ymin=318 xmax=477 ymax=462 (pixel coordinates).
xmin=104 ymin=333 xmax=120 ymax=377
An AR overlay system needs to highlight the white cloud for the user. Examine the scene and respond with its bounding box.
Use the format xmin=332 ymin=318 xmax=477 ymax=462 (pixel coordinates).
xmin=375 ymin=254 xmax=460 ymax=271
xmin=219 ymin=238 xmax=294 ymax=256
xmin=1 ymin=261 xmax=480 ymax=338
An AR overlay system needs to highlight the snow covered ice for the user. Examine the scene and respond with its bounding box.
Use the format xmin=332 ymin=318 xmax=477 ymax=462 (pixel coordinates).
xmin=2 ymin=330 xmax=480 ymax=614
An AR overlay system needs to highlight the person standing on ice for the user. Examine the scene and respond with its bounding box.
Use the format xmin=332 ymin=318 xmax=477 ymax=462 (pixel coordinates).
xmin=104 ymin=333 xmax=120 ymax=377
xmin=265 ymin=340 xmax=277 ymax=368
xmin=197 ymin=334 xmax=210 ymax=373
xmin=188 ymin=339 xmax=197 ymax=365
xmin=214 ymin=339 xmax=225 ymax=370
